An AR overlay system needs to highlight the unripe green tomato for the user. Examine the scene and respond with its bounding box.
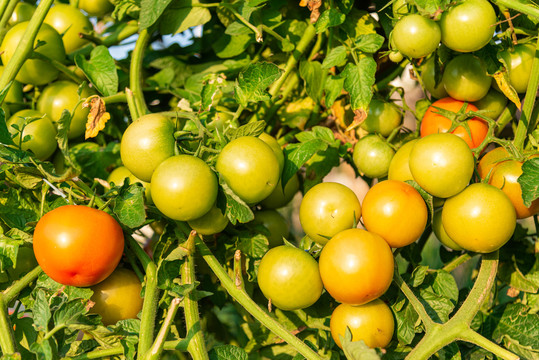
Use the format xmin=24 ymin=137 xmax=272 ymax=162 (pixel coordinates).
xmin=7 ymin=109 xmax=57 ymax=160
xmin=353 ymin=135 xmax=395 ymax=179
xmin=260 ymin=173 xmax=300 ymax=209
xmin=392 ymin=14 xmax=441 ymax=59
xmin=253 ymin=209 xmax=289 ymax=248
xmin=258 ymin=132 xmax=284 ymax=173
xmin=388 ymin=139 xmax=417 ymax=182
xmin=120 ymin=114 xmax=176 ymax=182
xmin=1 ymin=22 xmax=65 ymax=85
xmin=472 ymin=88 xmax=507 ymax=120
xmin=360 ymin=100 xmax=402 ymax=137
xmin=442 ymin=54 xmax=492 ymax=102
xmin=188 ymin=205 xmax=229 ymax=236
xmin=151 ymin=155 xmax=218 ymax=221
xmin=8 ymin=2 xmax=35 ymax=25
xmin=499 ymin=43 xmax=536 ymax=94
xmin=421 ymin=56 xmax=448 ymax=99
xmin=78 ymin=0 xmax=114 ymax=17
xmin=37 ymin=81 xmax=93 ymax=139
xmin=432 ymin=209 xmax=463 ymax=251
xmin=299 ymin=182 xmax=362 ymax=245
xmin=107 ymin=166 xmax=152 ymax=204
xmin=0 ymin=66 xmax=24 ymax=112
xmin=44 ymin=4 xmax=93 ymax=54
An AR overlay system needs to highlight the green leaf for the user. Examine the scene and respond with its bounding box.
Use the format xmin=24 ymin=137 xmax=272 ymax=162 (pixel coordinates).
xmin=325 ymin=75 xmax=345 ymax=108
xmin=75 ymin=46 xmax=119 ymax=97
xmin=225 ymin=120 xmax=265 ymax=141
xmin=234 ymin=62 xmax=282 ymax=107
xmin=299 ymin=60 xmax=323 ymax=102
xmin=113 ymin=184 xmax=146 ymax=228
xmin=322 ymin=46 xmax=348 ymax=69
xmin=281 ymin=139 xmax=328 ymax=190
xmin=355 ymin=33 xmax=385 ymax=53
xmin=518 ymin=157 xmax=539 ymax=207
xmin=343 ymin=58 xmax=376 ymax=112
xmin=209 ymin=345 xmax=248 ymax=360
xmin=160 ymin=1 xmax=212 ymax=35
xmin=218 ymin=178 xmax=254 ymax=225
xmin=315 ymin=9 xmax=346 ymax=34
xmin=139 ymin=0 xmax=173 ymax=30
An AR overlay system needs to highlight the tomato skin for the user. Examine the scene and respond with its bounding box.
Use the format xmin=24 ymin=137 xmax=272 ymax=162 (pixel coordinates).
xmin=388 ymin=139 xmax=417 ymax=182
xmin=421 ymin=56 xmax=448 ymax=99
xmin=187 ymin=205 xmax=229 ymax=236
xmin=319 ymin=228 xmax=394 ymax=305
xmin=37 ymin=81 xmax=93 ymax=139
xmin=216 ymin=136 xmax=280 ymax=205
xmin=353 ymin=135 xmax=395 ymax=179
xmin=44 ymin=4 xmax=93 ymax=54
xmin=409 ymin=133 xmax=474 ymax=198
xmin=392 ymin=14 xmax=441 ymax=59
xmin=1 ymin=22 xmax=65 ymax=85
xmin=362 ymin=180 xmax=428 ymax=248
xmin=442 ymin=183 xmax=516 ymax=253
xmin=257 ymin=245 xmax=323 ymax=311
xmin=120 ymin=114 xmax=176 ymax=182
xmin=7 ymin=109 xmax=57 ymax=161
xmin=420 ymin=97 xmax=488 ymax=149
xmin=442 ymin=54 xmax=492 ymax=102
xmin=90 ymin=268 xmax=143 ymax=326
xmin=33 ymin=205 xmax=124 ymax=287
xmin=499 ymin=43 xmax=536 ymax=93
xmin=360 ymin=100 xmax=402 ymax=137
xmin=260 ymin=173 xmax=300 ymax=209
xmin=299 ymin=182 xmax=362 ymax=245
xmin=440 ymin=0 xmax=496 ymax=52
xmin=330 ymin=299 xmax=395 ymax=349
xmin=151 ymin=155 xmax=218 ymax=222
xmin=252 ymin=210 xmax=289 ymax=248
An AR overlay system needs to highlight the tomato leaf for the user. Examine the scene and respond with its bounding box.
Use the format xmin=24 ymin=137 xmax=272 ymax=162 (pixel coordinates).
xmin=234 ymin=62 xmax=282 ymax=107
xmin=299 ymin=60 xmax=323 ymax=102
xmin=209 ymin=345 xmax=248 ymax=360
xmin=139 ymin=0 xmax=173 ymax=30
xmin=315 ymin=9 xmax=346 ymax=34
xmin=113 ymin=183 xmax=146 ymax=229
xmin=159 ymin=1 xmax=212 ymax=35
xmin=342 ymin=58 xmax=376 ymax=113
xmin=75 ymin=46 xmax=119 ymax=97
xmin=518 ymin=158 xmax=539 ymax=207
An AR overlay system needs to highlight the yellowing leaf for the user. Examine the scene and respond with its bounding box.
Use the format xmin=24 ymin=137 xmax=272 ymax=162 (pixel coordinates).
xmin=83 ymin=96 xmax=110 ymax=139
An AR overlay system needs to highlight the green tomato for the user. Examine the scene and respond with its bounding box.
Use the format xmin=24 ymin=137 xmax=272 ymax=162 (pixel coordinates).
xmin=409 ymin=133 xmax=474 ymax=198
xmin=44 ymin=4 xmax=93 ymax=54
xmin=472 ymin=88 xmax=508 ymax=120
xmin=7 ymin=109 xmax=57 ymax=160
xmin=37 ymin=81 xmax=93 ymax=139
xmin=421 ymin=56 xmax=448 ymax=99
xmin=353 ymin=135 xmax=395 ymax=179
xmin=1 ymin=22 xmax=65 ymax=85
xmin=299 ymin=182 xmax=362 ymax=245
xmin=392 ymin=14 xmax=441 ymax=59
xmin=442 ymin=183 xmax=516 ymax=253
xmin=120 ymin=114 xmax=176 ymax=182
xmin=260 ymin=173 xmax=300 ymax=209
xmin=360 ymin=100 xmax=402 ymax=137
xmin=151 ymin=155 xmax=218 ymax=222
xmin=442 ymin=54 xmax=492 ymax=102
xmin=8 ymin=2 xmax=35 ymax=26
xmin=499 ymin=43 xmax=536 ymax=94
xmin=440 ymin=0 xmax=496 ymax=52
xmin=253 ymin=209 xmax=289 ymax=248
xmin=257 ymin=245 xmax=323 ymax=311
xmin=216 ymin=136 xmax=280 ymax=205
xmin=388 ymin=139 xmax=417 ymax=182
xmin=187 ymin=205 xmax=229 ymax=236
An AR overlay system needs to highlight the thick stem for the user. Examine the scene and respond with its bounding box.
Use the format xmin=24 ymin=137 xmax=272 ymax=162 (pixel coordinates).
xmin=195 ymin=238 xmax=325 ymax=360
xmin=393 ymin=271 xmax=435 ymax=331
xmin=182 ymin=231 xmax=209 ymax=360
xmin=0 ymin=295 xmax=16 ymax=355
xmin=130 ymin=28 xmax=150 ymax=117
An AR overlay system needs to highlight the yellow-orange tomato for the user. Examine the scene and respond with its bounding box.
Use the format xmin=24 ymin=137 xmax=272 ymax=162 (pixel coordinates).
xmin=362 ymin=180 xmax=428 ymax=248
xmin=330 ymin=299 xmax=395 ymax=349
xmin=319 ymin=228 xmax=394 ymax=305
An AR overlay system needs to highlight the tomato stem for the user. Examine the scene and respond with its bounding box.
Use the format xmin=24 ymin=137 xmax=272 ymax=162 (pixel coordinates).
xmin=195 ymin=237 xmax=326 ymax=360
xmin=130 ymin=28 xmax=150 ymax=118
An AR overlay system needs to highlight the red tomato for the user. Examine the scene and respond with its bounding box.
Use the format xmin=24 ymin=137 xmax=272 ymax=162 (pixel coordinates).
xmin=33 ymin=205 xmax=124 ymax=287
xmin=420 ymin=97 xmax=488 ymax=149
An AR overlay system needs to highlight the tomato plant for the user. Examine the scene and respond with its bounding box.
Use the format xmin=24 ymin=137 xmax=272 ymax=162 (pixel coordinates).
xmin=33 ymin=205 xmax=124 ymax=287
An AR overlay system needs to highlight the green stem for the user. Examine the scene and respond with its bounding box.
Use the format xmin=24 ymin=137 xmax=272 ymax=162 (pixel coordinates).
xmin=0 ymin=0 xmax=18 ymax=44
xmin=0 ymin=295 xmax=16 ymax=355
xmin=393 ymin=271 xmax=435 ymax=331
xmin=458 ymin=328 xmax=520 ymax=360
xmin=0 ymin=0 xmax=55 ymax=97
xmin=4 ymin=265 xmax=43 ymax=304
xmin=145 ymin=297 xmax=182 ymax=360
xmin=493 ymin=0 xmax=539 ymax=18
xmin=442 ymin=253 xmax=472 ymax=273
xmin=513 ymin=35 xmax=539 ymax=150
xmin=195 ymin=238 xmax=325 ymax=360
xmin=182 ymin=231 xmax=209 ymax=360
xmin=130 ymin=28 xmax=150 ymax=117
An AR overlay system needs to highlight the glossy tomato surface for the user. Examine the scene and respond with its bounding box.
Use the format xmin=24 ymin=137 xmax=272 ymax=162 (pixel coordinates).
xmin=362 ymin=180 xmax=428 ymax=248
xmin=330 ymin=299 xmax=395 ymax=349
xmin=257 ymin=245 xmax=323 ymax=311
xmin=33 ymin=205 xmax=124 ymax=287
xmin=299 ymin=182 xmax=362 ymax=245
xmin=90 ymin=268 xmax=143 ymax=325
xmin=319 ymin=228 xmax=394 ymax=305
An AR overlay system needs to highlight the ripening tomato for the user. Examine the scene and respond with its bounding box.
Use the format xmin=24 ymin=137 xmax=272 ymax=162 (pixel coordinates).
xmin=392 ymin=14 xmax=441 ymax=59
xmin=33 ymin=205 xmax=124 ymax=287
xmin=319 ymin=228 xmax=394 ymax=305
xmin=330 ymin=299 xmax=395 ymax=349
xmin=90 ymin=268 xmax=143 ymax=326
xmin=44 ymin=4 xmax=93 ymax=54
xmin=362 ymin=180 xmax=428 ymax=248
xmin=420 ymin=97 xmax=488 ymax=149
xmin=7 ymin=109 xmax=57 ymax=161
xmin=299 ymin=182 xmax=362 ymax=245
xmin=257 ymin=245 xmax=323 ymax=311
xmin=442 ymin=54 xmax=492 ymax=102
xmin=442 ymin=183 xmax=516 ymax=253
